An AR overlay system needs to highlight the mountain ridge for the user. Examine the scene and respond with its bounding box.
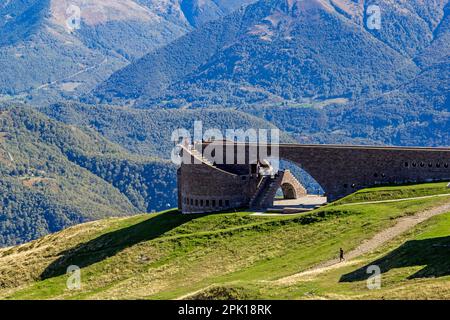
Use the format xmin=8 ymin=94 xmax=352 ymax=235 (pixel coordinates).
xmin=90 ymin=0 xmax=449 ymax=148
xmin=0 ymin=0 xmax=254 ymax=105
xmin=93 ymin=0 xmax=447 ymax=107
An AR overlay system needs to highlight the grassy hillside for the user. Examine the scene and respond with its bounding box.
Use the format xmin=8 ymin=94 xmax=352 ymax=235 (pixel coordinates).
xmin=0 ymin=182 xmax=448 ymax=299
xmin=196 ymin=208 xmax=450 ymax=300
xmin=335 ymin=182 xmax=450 ymax=204
xmin=0 ymin=104 xmax=177 ymax=246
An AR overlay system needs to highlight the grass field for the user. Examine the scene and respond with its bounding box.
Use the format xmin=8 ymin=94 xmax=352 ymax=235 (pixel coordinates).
xmin=336 ymin=182 xmax=450 ymax=204
xmin=225 ymin=209 xmax=450 ymax=300
xmin=0 ymin=182 xmax=449 ymax=300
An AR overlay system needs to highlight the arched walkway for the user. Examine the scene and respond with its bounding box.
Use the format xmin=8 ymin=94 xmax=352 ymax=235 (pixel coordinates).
xmin=279 ymin=170 xmax=307 ymax=199
xmin=281 ymin=183 xmax=297 ymax=199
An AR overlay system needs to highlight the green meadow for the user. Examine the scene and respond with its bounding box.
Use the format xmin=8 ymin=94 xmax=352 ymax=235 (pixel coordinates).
xmin=0 ymin=182 xmax=449 ymax=300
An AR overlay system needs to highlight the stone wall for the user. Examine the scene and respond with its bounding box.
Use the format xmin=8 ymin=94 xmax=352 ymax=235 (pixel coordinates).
xmin=279 ymin=145 xmax=450 ymax=201
xmin=178 ymin=159 xmax=258 ymax=214
xmin=200 ymin=142 xmax=450 ymax=201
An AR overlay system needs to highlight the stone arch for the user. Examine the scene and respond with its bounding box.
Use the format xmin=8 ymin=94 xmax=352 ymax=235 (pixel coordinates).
xmin=279 ymin=170 xmax=307 ymax=199
xmin=278 ymin=159 xmax=324 ymax=196
xmin=281 ymin=183 xmax=297 ymax=199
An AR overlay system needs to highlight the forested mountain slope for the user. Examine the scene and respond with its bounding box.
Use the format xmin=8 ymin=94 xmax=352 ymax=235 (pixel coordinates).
xmin=0 ymin=105 xmax=177 ymax=246
xmin=0 ymin=0 xmax=253 ymax=105
xmin=41 ymin=102 xmax=291 ymax=159
xmin=92 ymin=0 xmax=449 ymax=147
xmin=94 ymin=0 xmax=449 ymax=107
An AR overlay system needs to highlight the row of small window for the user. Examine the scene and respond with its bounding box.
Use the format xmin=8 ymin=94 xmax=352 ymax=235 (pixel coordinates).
xmin=405 ymin=161 xmax=449 ymax=168
xmin=184 ymin=197 xmax=230 ymax=208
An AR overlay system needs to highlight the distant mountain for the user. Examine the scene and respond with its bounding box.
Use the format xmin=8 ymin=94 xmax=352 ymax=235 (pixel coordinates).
xmin=134 ymin=0 xmax=256 ymax=29
xmin=325 ymin=0 xmax=447 ymax=59
xmin=0 ymin=104 xmax=178 ymax=246
xmin=0 ymin=0 xmax=254 ymax=106
xmin=93 ymin=0 xmax=449 ymax=106
xmin=92 ymin=0 xmax=449 ymax=147
xmin=90 ymin=5 xmax=251 ymax=105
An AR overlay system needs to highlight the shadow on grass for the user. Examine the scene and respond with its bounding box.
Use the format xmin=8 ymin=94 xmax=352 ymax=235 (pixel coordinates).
xmin=340 ymin=236 xmax=450 ymax=282
xmin=40 ymin=210 xmax=207 ymax=280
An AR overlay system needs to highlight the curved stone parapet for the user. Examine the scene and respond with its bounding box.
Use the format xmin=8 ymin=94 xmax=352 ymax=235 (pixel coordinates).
xmin=178 ymin=146 xmax=259 ymax=214
xmin=178 ymin=142 xmax=450 ymax=213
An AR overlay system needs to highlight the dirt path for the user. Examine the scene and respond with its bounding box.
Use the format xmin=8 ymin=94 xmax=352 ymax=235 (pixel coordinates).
xmin=34 ymin=58 xmax=109 ymax=91
xmin=176 ymin=285 xmax=216 ymax=300
xmin=276 ymin=202 xmax=450 ymax=285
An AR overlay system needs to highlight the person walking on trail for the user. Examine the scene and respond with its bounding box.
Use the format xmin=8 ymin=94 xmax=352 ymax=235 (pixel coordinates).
xmin=339 ymin=248 xmax=345 ymax=262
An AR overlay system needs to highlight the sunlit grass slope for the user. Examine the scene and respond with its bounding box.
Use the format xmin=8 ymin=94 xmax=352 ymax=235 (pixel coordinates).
xmin=0 ymin=182 xmax=448 ymax=300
